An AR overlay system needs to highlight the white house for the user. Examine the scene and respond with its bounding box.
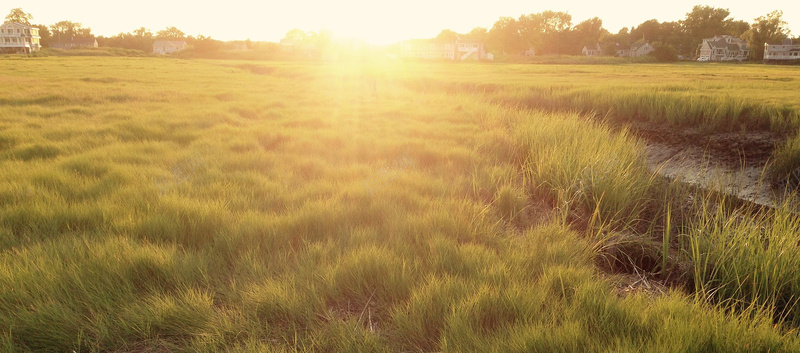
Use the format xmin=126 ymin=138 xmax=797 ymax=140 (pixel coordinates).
xmin=153 ymin=40 xmax=187 ymax=54
xmin=523 ymin=47 xmax=536 ymax=57
xmin=582 ymin=44 xmax=602 ymax=56
xmin=616 ymin=42 xmax=654 ymax=57
xmin=697 ymin=35 xmax=749 ymax=61
xmin=401 ymin=37 xmax=492 ymax=61
xmin=764 ymin=42 xmax=800 ymax=62
xmin=0 ymin=22 xmax=40 ymax=53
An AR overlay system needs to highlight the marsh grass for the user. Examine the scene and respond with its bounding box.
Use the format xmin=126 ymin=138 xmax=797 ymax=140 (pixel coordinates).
xmin=1 ymin=57 xmax=799 ymax=351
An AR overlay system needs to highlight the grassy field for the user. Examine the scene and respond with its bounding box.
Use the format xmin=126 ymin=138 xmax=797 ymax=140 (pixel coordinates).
xmin=2 ymin=56 xmax=800 ymax=351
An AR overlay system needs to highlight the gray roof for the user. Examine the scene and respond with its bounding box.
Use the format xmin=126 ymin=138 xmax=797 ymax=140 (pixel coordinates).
xmin=706 ymin=40 xmax=747 ymax=51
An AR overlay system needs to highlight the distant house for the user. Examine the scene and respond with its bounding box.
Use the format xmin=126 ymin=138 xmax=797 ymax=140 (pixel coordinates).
xmin=764 ymin=40 xmax=800 ymax=62
xmin=401 ymin=38 xmax=455 ymax=60
xmin=697 ymin=35 xmax=749 ymax=62
xmin=51 ymin=37 xmax=98 ymax=49
xmin=616 ymin=42 xmax=654 ymax=57
xmin=153 ymin=40 xmax=187 ymax=54
xmin=0 ymin=22 xmax=41 ymax=53
xmin=523 ymin=47 xmax=536 ymax=57
xmin=581 ymin=43 xmax=602 ymax=56
xmin=401 ymin=37 xmax=491 ymax=61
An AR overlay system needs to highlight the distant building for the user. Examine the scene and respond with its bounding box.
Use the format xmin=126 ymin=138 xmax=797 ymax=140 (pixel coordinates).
xmin=0 ymin=22 xmax=41 ymax=53
xmin=581 ymin=43 xmax=602 ymax=56
xmin=401 ymin=37 xmax=491 ymax=61
xmin=51 ymin=37 xmax=98 ymax=49
xmin=697 ymin=35 xmax=749 ymax=61
xmin=764 ymin=41 xmax=800 ymax=62
xmin=401 ymin=38 xmax=455 ymax=60
xmin=616 ymin=42 xmax=654 ymax=57
xmin=153 ymin=40 xmax=187 ymax=54
xmin=523 ymin=47 xmax=536 ymax=57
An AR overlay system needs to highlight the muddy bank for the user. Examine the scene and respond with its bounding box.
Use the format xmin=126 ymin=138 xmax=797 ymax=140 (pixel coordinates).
xmin=625 ymin=122 xmax=795 ymax=208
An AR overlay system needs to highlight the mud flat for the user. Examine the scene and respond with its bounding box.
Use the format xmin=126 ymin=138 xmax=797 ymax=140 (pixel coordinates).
xmin=628 ymin=122 xmax=796 ymax=208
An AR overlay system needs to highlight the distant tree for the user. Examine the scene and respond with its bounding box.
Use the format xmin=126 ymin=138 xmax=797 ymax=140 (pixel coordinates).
xmin=658 ymin=21 xmax=690 ymax=54
xmin=651 ymin=42 xmax=678 ymax=62
xmin=519 ymin=11 xmax=572 ymax=55
xmin=187 ymin=35 xmax=222 ymax=54
xmin=488 ymin=17 xmax=525 ymax=55
xmin=726 ymin=20 xmax=750 ymax=37
xmin=133 ymin=27 xmax=153 ymax=38
xmin=464 ymin=27 xmax=488 ymax=42
xmin=284 ymin=28 xmax=310 ymax=41
xmin=99 ymin=27 xmax=155 ymax=51
xmin=435 ymin=29 xmax=458 ymax=42
xmin=33 ymin=25 xmax=51 ymax=47
xmin=156 ymin=27 xmax=186 ymax=40
xmin=5 ymin=8 xmax=33 ymax=25
xmin=571 ymin=17 xmax=607 ymax=53
xmin=631 ymin=19 xmax=661 ymax=42
xmin=599 ymin=27 xmax=632 ymax=56
xmin=50 ymin=21 xmax=92 ymax=42
xmin=681 ymin=6 xmax=735 ymax=47
xmin=744 ymin=10 xmax=792 ymax=60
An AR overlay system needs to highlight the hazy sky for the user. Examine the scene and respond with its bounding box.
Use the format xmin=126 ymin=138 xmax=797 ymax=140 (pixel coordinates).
xmin=5 ymin=1 xmax=798 ymax=44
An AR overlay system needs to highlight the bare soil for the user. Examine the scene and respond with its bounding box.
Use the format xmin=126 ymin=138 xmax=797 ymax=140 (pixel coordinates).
xmin=625 ymin=122 xmax=794 ymax=208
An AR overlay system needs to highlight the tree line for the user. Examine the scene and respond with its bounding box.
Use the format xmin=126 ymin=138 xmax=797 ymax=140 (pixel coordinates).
xmin=5 ymin=5 xmax=797 ymax=60
xmin=443 ymin=6 xmax=795 ymax=60
xmin=4 ymin=8 xmax=223 ymax=53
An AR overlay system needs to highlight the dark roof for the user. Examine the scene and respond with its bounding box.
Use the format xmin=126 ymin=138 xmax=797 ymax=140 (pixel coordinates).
xmin=706 ymin=40 xmax=745 ymax=51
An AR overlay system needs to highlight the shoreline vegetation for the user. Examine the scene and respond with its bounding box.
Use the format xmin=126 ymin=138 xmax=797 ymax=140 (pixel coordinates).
xmin=2 ymin=57 xmax=800 ymax=351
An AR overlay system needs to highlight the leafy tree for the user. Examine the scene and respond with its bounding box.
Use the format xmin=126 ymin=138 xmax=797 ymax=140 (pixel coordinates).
xmin=599 ymin=27 xmax=632 ymax=56
xmin=651 ymin=43 xmax=678 ymax=62
xmin=631 ymin=19 xmax=661 ymax=42
xmin=682 ymin=6 xmax=732 ymax=40
xmin=156 ymin=27 xmax=186 ymax=40
xmin=658 ymin=21 xmax=690 ymax=54
xmin=33 ymin=25 xmax=51 ymax=47
xmin=435 ymin=29 xmax=458 ymax=42
xmin=566 ymin=17 xmax=608 ymax=54
xmin=488 ymin=17 xmax=525 ymax=56
xmin=572 ymin=17 xmax=606 ymax=45
xmin=98 ymin=27 xmax=155 ymax=52
xmin=187 ymin=35 xmax=221 ymax=54
xmin=464 ymin=27 xmax=488 ymax=42
xmin=133 ymin=27 xmax=153 ymax=38
xmin=50 ymin=21 xmax=92 ymax=42
xmin=5 ymin=8 xmax=33 ymax=25
xmin=284 ymin=28 xmax=311 ymax=41
xmin=519 ymin=11 xmax=572 ymax=55
xmin=744 ymin=10 xmax=792 ymax=60
xmin=726 ymin=20 xmax=750 ymax=37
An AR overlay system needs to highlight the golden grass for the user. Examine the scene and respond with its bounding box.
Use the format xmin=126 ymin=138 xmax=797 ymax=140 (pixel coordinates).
xmin=1 ymin=56 xmax=799 ymax=351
